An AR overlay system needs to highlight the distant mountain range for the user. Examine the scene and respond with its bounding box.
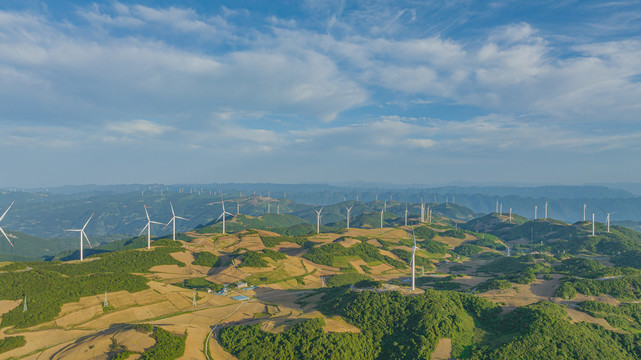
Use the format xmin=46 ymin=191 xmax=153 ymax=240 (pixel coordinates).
xmin=0 ymin=184 xmax=640 ymax=249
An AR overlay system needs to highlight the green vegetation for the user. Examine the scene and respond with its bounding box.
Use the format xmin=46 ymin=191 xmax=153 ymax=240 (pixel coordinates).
xmin=475 ymin=279 xmax=513 ymax=293
xmin=471 ymin=238 xmax=506 ymax=250
xmin=260 ymin=235 xmax=313 ymax=248
xmin=0 ymin=262 xmax=29 ymax=271
xmin=473 ymin=301 xmax=641 ymax=359
xmin=0 ymin=270 xmax=148 ymax=328
xmin=240 ymin=250 xmax=269 ymax=268
xmin=220 ymin=318 xmax=376 ymax=360
xmin=556 ymin=257 xmax=605 ymax=278
xmin=556 ymin=276 xmax=641 ymax=300
xmin=478 ymin=255 xmax=552 ymax=284
xmin=192 ymin=251 xmax=218 ymax=267
xmin=183 ymin=278 xmax=222 ymax=292
xmin=326 ymin=273 xmax=375 ymax=288
xmin=420 ymin=239 xmax=450 ymax=254
xmin=262 ymin=249 xmax=287 ymax=261
xmin=414 ymin=226 xmax=436 ymax=240
xmin=0 ymin=336 xmax=26 ymax=354
xmin=33 ymin=247 xmax=185 ymax=276
xmin=453 ymin=244 xmax=483 ymax=256
xmin=140 ymin=326 xmax=186 ymax=360
xmin=441 ymin=229 xmax=466 ymax=239
xmin=390 ymin=249 xmax=434 ymax=270
xmin=577 ymin=300 xmax=641 ymax=332
xmin=320 ymin=288 xmax=501 ymax=359
xmin=239 ymin=249 xmax=287 ymax=267
xmin=303 ymin=243 xmax=406 ymax=270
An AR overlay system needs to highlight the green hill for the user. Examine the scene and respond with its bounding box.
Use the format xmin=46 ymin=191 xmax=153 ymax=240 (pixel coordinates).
xmin=0 ymin=231 xmax=78 ymax=259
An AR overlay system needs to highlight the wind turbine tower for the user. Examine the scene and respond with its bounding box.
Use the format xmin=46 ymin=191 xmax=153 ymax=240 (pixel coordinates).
xmin=346 ymin=205 xmax=353 ymax=229
xmin=545 ymin=201 xmax=548 ymax=219
xmin=404 ymin=204 xmax=408 ymax=227
xmin=534 ymin=206 xmax=538 ymax=220
xmin=380 ymin=208 xmax=384 ymax=229
xmin=139 ymin=206 xmax=164 ymax=250
xmin=217 ymin=198 xmax=233 ymax=234
xmin=164 ymin=201 xmax=189 ymax=241
xmin=607 ymin=213 xmax=611 ymax=233
xmin=314 ymin=207 xmax=323 ymax=233
xmin=0 ymin=201 xmax=15 ymax=247
xmin=420 ymin=201 xmax=425 ymax=222
xmin=509 ymin=208 xmax=512 ymax=222
xmin=499 ymin=202 xmax=503 ymax=216
xmin=592 ymin=213 xmax=595 ymax=236
xmin=411 ymin=228 xmax=420 ymax=291
xmin=583 ymin=204 xmax=586 ymax=221
xmin=65 ymin=213 xmax=94 ymax=261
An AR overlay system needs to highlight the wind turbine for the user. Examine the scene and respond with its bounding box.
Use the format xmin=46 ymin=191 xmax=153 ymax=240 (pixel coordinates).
xmin=583 ymin=204 xmax=586 ymax=221
xmin=237 ymin=201 xmax=240 ymax=215
xmin=314 ymin=207 xmax=323 ymax=233
xmin=0 ymin=202 xmax=15 ymax=247
xmin=509 ymin=208 xmax=512 ymax=222
xmin=65 ymin=213 xmax=94 ymax=261
xmin=404 ymin=204 xmax=408 ymax=227
xmin=346 ymin=205 xmax=353 ymax=229
xmin=380 ymin=208 xmax=384 ymax=229
xmin=607 ymin=213 xmax=611 ymax=233
xmin=410 ymin=227 xmax=420 ymax=291
xmin=592 ymin=213 xmax=595 ymax=236
xmin=217 ymin=198 xmax=233 ymax=234
xmin=140 ymin=206 xmax=164 ymax=249
xmin=420 ymin=201 xmax=425 ymax=222
xmin=545 ymin=201 xmax=548 ymax=219
xmin=534 ymin=205 xmax=538 ymax=220
xmin=164 ymin=201 xmax=189 ymax=241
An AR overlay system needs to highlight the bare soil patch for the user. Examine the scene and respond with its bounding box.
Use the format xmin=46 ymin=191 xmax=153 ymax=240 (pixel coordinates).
xmin=431 ymin=338 xmax=452 ymax=360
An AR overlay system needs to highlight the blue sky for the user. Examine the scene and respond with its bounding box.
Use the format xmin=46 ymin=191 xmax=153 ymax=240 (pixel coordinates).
xmin=1 ymin=0 xmax=640 ymax=187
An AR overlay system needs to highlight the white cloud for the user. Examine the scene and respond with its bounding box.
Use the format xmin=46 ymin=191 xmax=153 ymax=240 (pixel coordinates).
xmin=106 ymin=119 xmax=171 ymax=136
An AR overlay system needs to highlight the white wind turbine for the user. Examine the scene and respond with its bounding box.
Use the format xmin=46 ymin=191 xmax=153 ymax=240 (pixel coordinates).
xmin=380 ymin=208 xmax=384 ymax=229
xmin=545 ymin=201 xmax=548 ymax=219
xmin=346 ymin=205 xmax=353 ymax=229
xmin=410 ymin=227 xmax=419 ymax=291
xmin=140 ymin=206 xmax=164 ymax=250
xmin=583 ymin=204 xmax=587 ymax=221
xmin=404 ymin=204 xmax=408 ymax=227
xmin=607 ymin=212 xmax=611 ymax=233
xmin=164 ymin=201 xmax=189 ymax=241
xmin=0 ymin=202 xmax=15 ymax=247
xmin=420 ymin=201 xmax=425 ymax=223
xmin=65 ymin=213 xmax=94 ymax=261
xmin=315 ymin=207 xmax=323 ymax=233
xmin=217 ymin=198 xmax=233 ymax=234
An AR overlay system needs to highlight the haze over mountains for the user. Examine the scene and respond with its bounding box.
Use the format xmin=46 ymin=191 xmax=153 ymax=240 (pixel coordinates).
xmin=1 ymin=183 xmax=640 ymax=261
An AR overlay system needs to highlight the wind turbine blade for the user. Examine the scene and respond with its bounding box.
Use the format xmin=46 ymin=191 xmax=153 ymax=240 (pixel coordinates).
xmin=170 ymin=201 xmax=176 ymax=216
xmin=82 ymin=213 xmax=94 ymax=230
xmin=139 ymin=223 xmax=149 ymax=237
xmin=0 ymin=201 xmax=14 ymax=222
xmin=144 ymin=205 xmax=150 ymax=221
xmin=0 ymin=227 xmax=14 ymax=247
xmin=217 ymin=213 xmax=224 ymax=221
xmin=151 ymin=221 xmax=165 ymax=225
xmin=176 ymin=216 xmax=189 ymax=221
xmin=224 ymin=212 xmax=233 ymax=216
xmin=83 ymin=231 xmax=93 ymax=248
xmin=163 ymin=218 xmax=174 ymax=230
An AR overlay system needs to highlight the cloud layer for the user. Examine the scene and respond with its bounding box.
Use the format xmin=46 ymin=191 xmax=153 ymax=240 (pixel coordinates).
xmin=0 ymin=1 xmax=640 ymax=186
